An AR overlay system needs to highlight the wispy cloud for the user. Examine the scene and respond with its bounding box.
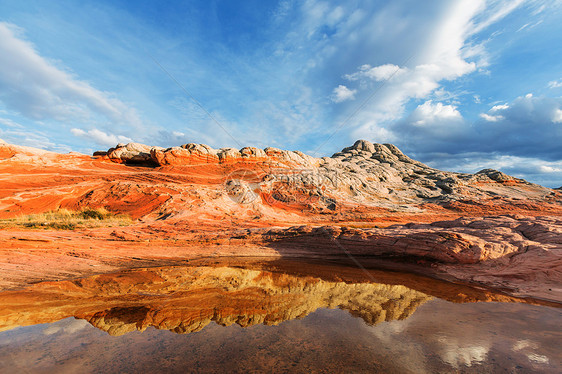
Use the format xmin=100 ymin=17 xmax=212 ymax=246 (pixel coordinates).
xmin=344 ymin=64 xmax=407 ymax=82
xmin=0 ymin=118 xmax=24 ymax=128
xmin=0 ymin=127 xmax=71 ymax=152
xmin=0 ymin=22 xmax=143 ymax=129
xmin=479 ymin=113 xmax=504 ymax=122
xmin=548 ymin=79 xmax=562 ymax=88
xmin=70 ymin=128 xmax=133 ymax=147
xmin=340 ymin=0 xmax=526 ymax=142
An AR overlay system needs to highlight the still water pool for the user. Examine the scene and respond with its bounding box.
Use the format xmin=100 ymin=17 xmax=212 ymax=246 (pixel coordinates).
xmin=0 ymin=260 xmax=560 ymax=373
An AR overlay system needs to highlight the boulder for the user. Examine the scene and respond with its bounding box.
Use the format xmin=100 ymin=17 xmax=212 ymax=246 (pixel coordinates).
xmin=217 ymin=148 xmax=242 ymax=162
xmin=476 ymin=169 xmax=514 ymax=183
xmin=151 ymin=144 xmax=219 ymax=166
xmin=240 ymin=147 xmax=267 ymax=159
xmin=107 ymin=143 xmax=159 ymax=165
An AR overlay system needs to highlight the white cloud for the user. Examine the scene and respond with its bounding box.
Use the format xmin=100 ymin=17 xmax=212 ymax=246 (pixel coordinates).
xmin=0 ymin=118 xmax=23 ymax=128
xmin=479 ymin=113 xmax=504 ymax=122
xmin=469 ymin=0 xmax=525 ymax=34
xmin=344 ymin=1 xmax=490 ymax=138
xmin=479 ymin=104 xmax=509 ymax=122
xmin=71 ymin=128 xmax=133 ymax=147
xmin=553 ymin=108 xmax=562 ymax=123
xmin=0 ymin=22 xmax=143 ymax=129
xmin=490 ymin=104 xmax=509 ymax=112
xmin=412 ymin=100 xmax=462 ymax=125
xmin=344 ymin=64 xmax=407 ymax=82
xmin=260 ymin=0 xmax=534 ymax=152
xmin=326 ymin=6 xmax=345 ymax=26
xmin=366 ymin=90 xmax=562 ymax=184
xmin=548 ymin=79 xmax=562 ymax=88
xmin=532 ymin=4 xmax=547 ymax=16
xmin=331 ymin=85 xmax=357 ymax=103
xmin=539 ymin=165 xmax=562 ymax=173
xmin=0 ymin=128 xmax=71 ymax=152
xmin=335 ymin=0 xmax=533 ymax=145
xmin=517 ymin=23 xmax=530 ymax=32
xmin=392 ymin=93 xmax=562 ymax=186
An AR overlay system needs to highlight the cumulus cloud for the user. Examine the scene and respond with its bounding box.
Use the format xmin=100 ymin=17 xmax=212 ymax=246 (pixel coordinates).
xmin=326 ymin=0 xmax=539 ymax=151
xmin=403 ymin=94 xmax=562 ymax=157
xmin=391 ymin=100 xmax=467 ymax=148
xmin=340 ymin=0 xmax=507 ymax=142
xmin=0 ymin=22 xmax=143 ymax=129
xmin=331 ymin=85 xmax=357 ymax=103
xmin=71 ymin=128 xmax=133 ymax=147
xmin=476 ymin=95 xmax=562 ymax=158
xmin=553 ymin=108 xmax=562 ymax=123
xmin=411 ymin=101 xmax=462 ymax=125
xmin=388 ymin=94 xmax=562 ymax=186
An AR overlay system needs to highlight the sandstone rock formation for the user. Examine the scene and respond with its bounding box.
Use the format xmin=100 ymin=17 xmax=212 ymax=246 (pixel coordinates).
xmin=92 ymin=139 xmax=559 ymax=218
xmin=264 ymin=215 xmax=562 ymax=301
xmin=107 ymin=143 xmax=162 ymax=164
xmin=0 ymin=139 xmax=561 ymax=303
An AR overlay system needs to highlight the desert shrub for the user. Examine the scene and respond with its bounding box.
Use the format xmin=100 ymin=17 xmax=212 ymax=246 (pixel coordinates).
xmin=80 ymin=207 xmax=111 ymax=220
xmin=0 ymin=207 xmax=131 ymax=230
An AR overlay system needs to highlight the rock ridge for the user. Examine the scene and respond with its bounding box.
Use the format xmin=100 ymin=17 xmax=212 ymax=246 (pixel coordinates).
xmin=91 ymin=139 xmax=556 ymax=216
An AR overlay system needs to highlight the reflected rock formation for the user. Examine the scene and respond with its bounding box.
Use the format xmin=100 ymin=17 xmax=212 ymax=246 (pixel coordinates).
xmin=0 ymin=265 xmax=431 ymax=336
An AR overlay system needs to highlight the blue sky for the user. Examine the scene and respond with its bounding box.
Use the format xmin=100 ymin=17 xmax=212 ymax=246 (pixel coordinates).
xmin=0 ymin=0 xmax=562 ymax=187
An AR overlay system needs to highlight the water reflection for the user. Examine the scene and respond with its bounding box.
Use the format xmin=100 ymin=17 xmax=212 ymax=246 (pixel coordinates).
xmin=1 ymin=262 xmax=434 ymax=336
xmin=0 ymin=260 xmax=560 ymax=373
xmin=0 ymin=259 xmax=555 ymax=336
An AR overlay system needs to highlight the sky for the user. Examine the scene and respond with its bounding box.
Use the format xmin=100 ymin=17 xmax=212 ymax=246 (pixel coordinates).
xmin=0 ymin=0 xmax=561 ymax=187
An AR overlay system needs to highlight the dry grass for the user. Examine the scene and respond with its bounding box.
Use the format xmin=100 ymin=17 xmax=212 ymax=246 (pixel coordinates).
xmin=0 ymin=207 xmax=132 ymax=230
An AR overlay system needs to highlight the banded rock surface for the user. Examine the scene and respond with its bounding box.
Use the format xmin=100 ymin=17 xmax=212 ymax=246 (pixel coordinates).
xmin=97 ymin=139 xmax=558 ymax=215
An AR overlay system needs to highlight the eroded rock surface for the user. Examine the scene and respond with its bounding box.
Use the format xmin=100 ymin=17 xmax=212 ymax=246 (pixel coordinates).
xmin=0 ymin=139 xmax=561 ymax=302
xmin=102 ymin=139 xmax=557 ymax=215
